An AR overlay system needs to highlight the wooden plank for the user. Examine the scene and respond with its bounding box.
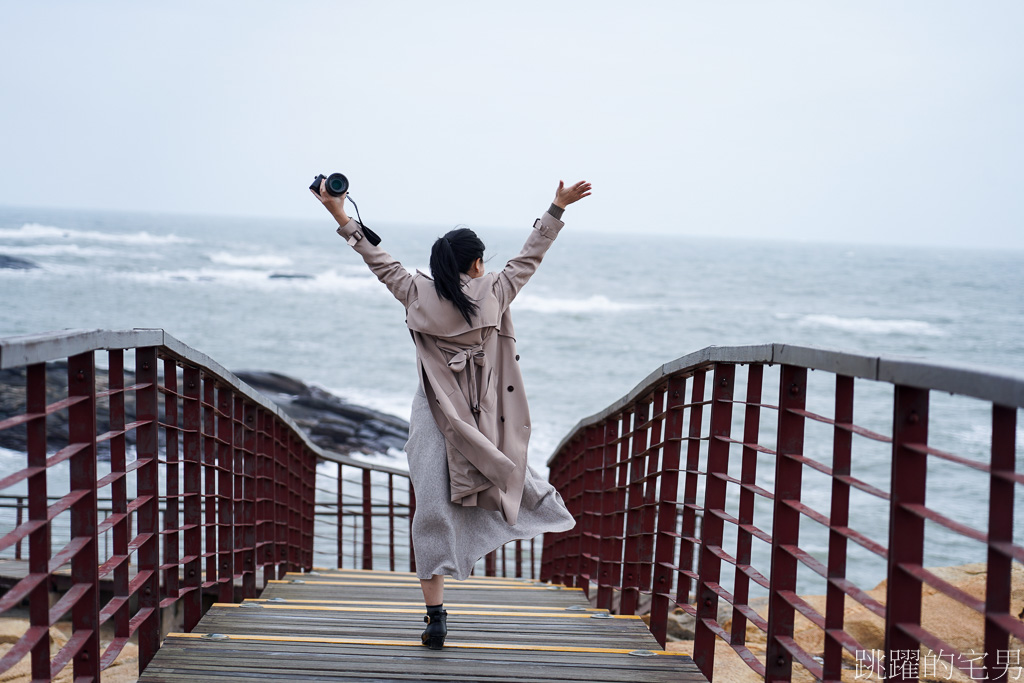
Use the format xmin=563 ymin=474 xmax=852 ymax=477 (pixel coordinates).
xmin=142 ymin=636 xmax=706 ymax=682
xmin=138 ymin=568 xmax=707 ymax=682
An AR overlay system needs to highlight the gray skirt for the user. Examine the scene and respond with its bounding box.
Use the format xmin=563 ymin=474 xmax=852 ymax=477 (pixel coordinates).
xmin=406 ymin=387 xmax=576 ymax=581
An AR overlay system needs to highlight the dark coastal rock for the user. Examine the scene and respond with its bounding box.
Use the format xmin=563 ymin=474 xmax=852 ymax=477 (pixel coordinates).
xmin=235 ymin=370 xmax=408 ymax=456
xmin=0 ymin=364 xmax=407 ymax=458
xmin=0 ymin=254 xmax=38 ymax=270
xmin=268 ymin=272 xmax=314 ymax=280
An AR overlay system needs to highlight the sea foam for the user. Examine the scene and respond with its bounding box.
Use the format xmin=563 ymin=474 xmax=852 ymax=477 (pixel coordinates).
xmin=0 ymin=223 xmax=192 ymax=245
xmin=512 ymin=294 xmax=645 ymax=314
xmin=795 ymin=314 xmax=945 ymax=337
xmin=208 ymin=251 xmax=292 ymax=268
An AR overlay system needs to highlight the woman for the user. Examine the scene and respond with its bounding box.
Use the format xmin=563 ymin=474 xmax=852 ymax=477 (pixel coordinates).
xmin=312 ymin=177 xmax=592 ymax=649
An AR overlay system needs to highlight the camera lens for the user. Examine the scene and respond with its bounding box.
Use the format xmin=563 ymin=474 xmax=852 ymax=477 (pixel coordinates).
xmin=326 ymin=173 xmax=349 ymax=196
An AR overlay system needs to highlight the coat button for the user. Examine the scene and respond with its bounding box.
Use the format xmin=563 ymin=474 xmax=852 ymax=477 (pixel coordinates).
xmin=515 ymin=354 xmax=520 ymax=361
xmin=500 ymin=416 xmax=505 ymax=422
xmin=507 ymin=385 xmax=514 ymax=392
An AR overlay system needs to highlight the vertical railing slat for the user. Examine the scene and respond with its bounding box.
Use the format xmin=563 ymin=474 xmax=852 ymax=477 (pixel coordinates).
xmin=765 ymin=364 xmax=807 ymax=682
xmin=650 ymin=375 xmax=686 ymax=646
xmin=678 ymin=368 xmax=707 ymax=606
xmin=135 ymin=347 xmax=161 ymax=670
xmin=984 ymin=404 xmax=1017 ymax=677
xmin=883 ymin=385 xmax=929 ymax=681
xmin=824 ymin=375 xmax=854 ymax=680
xmin=182 ymin=366 xmax=203 ymax=631
xmin=67 ymin=352 xmax=100 ymax=679
xmin=694 ymin=362 xmax=736 ymax=678
xmin=26 ymin=363 xmax=50 ymax=681
xmin=362 ymin=468 xmax=373 ymax=570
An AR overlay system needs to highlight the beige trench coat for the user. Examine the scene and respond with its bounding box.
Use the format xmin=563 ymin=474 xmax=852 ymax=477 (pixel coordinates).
xmin=336 ymin=211 xmax=564 ymax=525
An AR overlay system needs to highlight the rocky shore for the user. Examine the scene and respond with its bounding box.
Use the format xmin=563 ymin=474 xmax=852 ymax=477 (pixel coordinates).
xmin=0 ymin=363 xmax=408 ymax=459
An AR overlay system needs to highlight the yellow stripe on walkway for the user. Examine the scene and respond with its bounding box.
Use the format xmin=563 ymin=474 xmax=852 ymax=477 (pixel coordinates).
xmin=303 ymin=569 xmax=539 ymax=583
xmin=167 ymin=632 xmax=691 ymax=657
xmin=286 ymin=572 xmax=540 ymax=587
xmin=268 ymin=579 xmax=583 ymax=591
xmin=216 ymin=602 xmax=635 ymax=619
xmin=246 ymin=598 xmax=602 ymax=611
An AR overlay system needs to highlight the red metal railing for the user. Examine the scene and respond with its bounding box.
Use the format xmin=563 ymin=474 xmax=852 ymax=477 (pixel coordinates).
xmin=0 ymin=328 xmax=538 ymax=681
xmin=541 ymin=344 xmax=1023 ymax=682
xmin=0 ymin=329 xmax=319 ymax=680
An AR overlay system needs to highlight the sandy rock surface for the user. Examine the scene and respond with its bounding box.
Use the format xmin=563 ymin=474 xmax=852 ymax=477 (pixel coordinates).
xmin=0 ymin=618 xmax=138 ymax=683
xmin=665 ymin=562 xmax=1024 ymax=682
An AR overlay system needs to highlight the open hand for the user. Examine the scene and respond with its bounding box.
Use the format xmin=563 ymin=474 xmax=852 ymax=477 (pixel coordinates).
xmin=554 ymin=180 xmax=592 ymax=209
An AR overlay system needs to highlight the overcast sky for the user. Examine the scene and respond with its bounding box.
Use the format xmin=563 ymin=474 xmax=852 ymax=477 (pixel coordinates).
xmin=1 ymin=1 xmax=1022 ymax=248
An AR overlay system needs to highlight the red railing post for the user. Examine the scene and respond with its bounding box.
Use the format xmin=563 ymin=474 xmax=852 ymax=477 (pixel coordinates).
xmin=984 ymin=404 xmax=1017 ymax=677
xmin=182 ymin=366 xmax=202 ymax=631
xmin=135 ymin=347 xmax=161 ymax=670
xmin=388 ymin=473 xmax=396 ymax=572
xmin=883 ymin=385 xmax=929 ymax=681
xmin=239 ymin=400 xmax=258 ymax=598
xmin=638 ymin=391 xmax=664 ymax=609
xmin=27 ymin=363 xmax=50 ymax=680
xmin=579 ymin=425 xmax=602 ymax=592
xmin=288 ymin=434 xmax=303 ymax=572
xmin=823 ymin=375 xmax=854 ymax=680
xmin=67 ymin=352 xmax=100 ymax=679
xmin=596 ymin=419 xmax=620 ymax=610
xmin=620 ymin=405 xmax=647 ymax=616
xmin=764 ymin=364 xmax=807 ymax=682
xmin=303 ymin=448 xmax=316 ymax=569
xmin=203 ymin=376 xmax=218 ymax=586
xmin=650 ymin=375 xmax=686 ymax=646
xmin=362 ymin=468 xmax=373 ymax=569
xmin=694 ymin=362 xmax=736 ymax=677
xmin=216 ymin=385 xmax=235 ymax=602
xmin=337 ymin=464 xmax=345 ymax=569
xmin=256 ymin=408 xmax=273 ymax=587
xmin=677 ymin=368 xmax=706 ymax=606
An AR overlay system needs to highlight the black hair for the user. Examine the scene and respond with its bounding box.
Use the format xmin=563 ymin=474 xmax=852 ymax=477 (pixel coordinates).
xmin=429 ymin=227 xmax=485 ymax=325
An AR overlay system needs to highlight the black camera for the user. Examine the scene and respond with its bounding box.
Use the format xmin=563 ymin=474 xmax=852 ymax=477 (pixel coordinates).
xmin=310 ymin=172 xmax=381 ymax=246
xmin=310 ymin=172 xmax=349 ymax=197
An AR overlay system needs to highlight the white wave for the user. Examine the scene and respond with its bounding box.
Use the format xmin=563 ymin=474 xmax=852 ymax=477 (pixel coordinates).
xmin=0 ymin=445 xmax=26 ymax=461
xmin=0 ymin=243 xmax=120 ymax=258
xmin=117 ymin=266 xmax=384 ymax=293
xmin=0 ymin=223 xmax=192 ymax=245
xmin=796 ymin=314 xmax=945 ymax=337
xmin=512 ymin=294 xmax=645 ymax=314
xmin=208 ymin=251 xmax=292 ymax=268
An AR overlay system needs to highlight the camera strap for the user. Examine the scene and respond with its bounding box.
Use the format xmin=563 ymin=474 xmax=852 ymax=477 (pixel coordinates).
xmin=346 ymin=195 xmax=381 ymax=246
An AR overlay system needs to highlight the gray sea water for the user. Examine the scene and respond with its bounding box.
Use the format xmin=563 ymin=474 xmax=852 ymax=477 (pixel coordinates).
xmin=1 ymin=205 xmax=1022 ymax=593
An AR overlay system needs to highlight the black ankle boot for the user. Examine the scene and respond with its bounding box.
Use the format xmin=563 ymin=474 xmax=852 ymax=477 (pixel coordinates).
xmin=421 ymin=606 xmax=447 ymax=650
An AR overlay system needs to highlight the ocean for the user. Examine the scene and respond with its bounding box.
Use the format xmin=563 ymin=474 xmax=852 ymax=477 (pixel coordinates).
xmin=1 ymin=204 xmax=1022 ymax=592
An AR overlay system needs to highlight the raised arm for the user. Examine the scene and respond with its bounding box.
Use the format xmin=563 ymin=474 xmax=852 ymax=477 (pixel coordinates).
xmin=311 ymin=178 xmax=415 ymax=307
xmin=494 ymin=180 xmax=592 ymax=309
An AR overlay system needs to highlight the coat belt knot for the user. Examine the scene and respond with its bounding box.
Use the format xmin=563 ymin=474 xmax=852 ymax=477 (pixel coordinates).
xmin=439 ymin=342 xmax=487 ymax=417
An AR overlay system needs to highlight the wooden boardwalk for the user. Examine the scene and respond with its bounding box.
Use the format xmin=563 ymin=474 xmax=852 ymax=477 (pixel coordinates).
xmin=140 ymin=568 xmax=707 ymax=682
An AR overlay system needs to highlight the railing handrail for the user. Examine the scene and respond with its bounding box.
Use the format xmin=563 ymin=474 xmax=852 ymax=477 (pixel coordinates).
xmin=551 ymin=342 xmax=1024 ymax=463
xmin=0 ymin=327 xmax=408 ymax=477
